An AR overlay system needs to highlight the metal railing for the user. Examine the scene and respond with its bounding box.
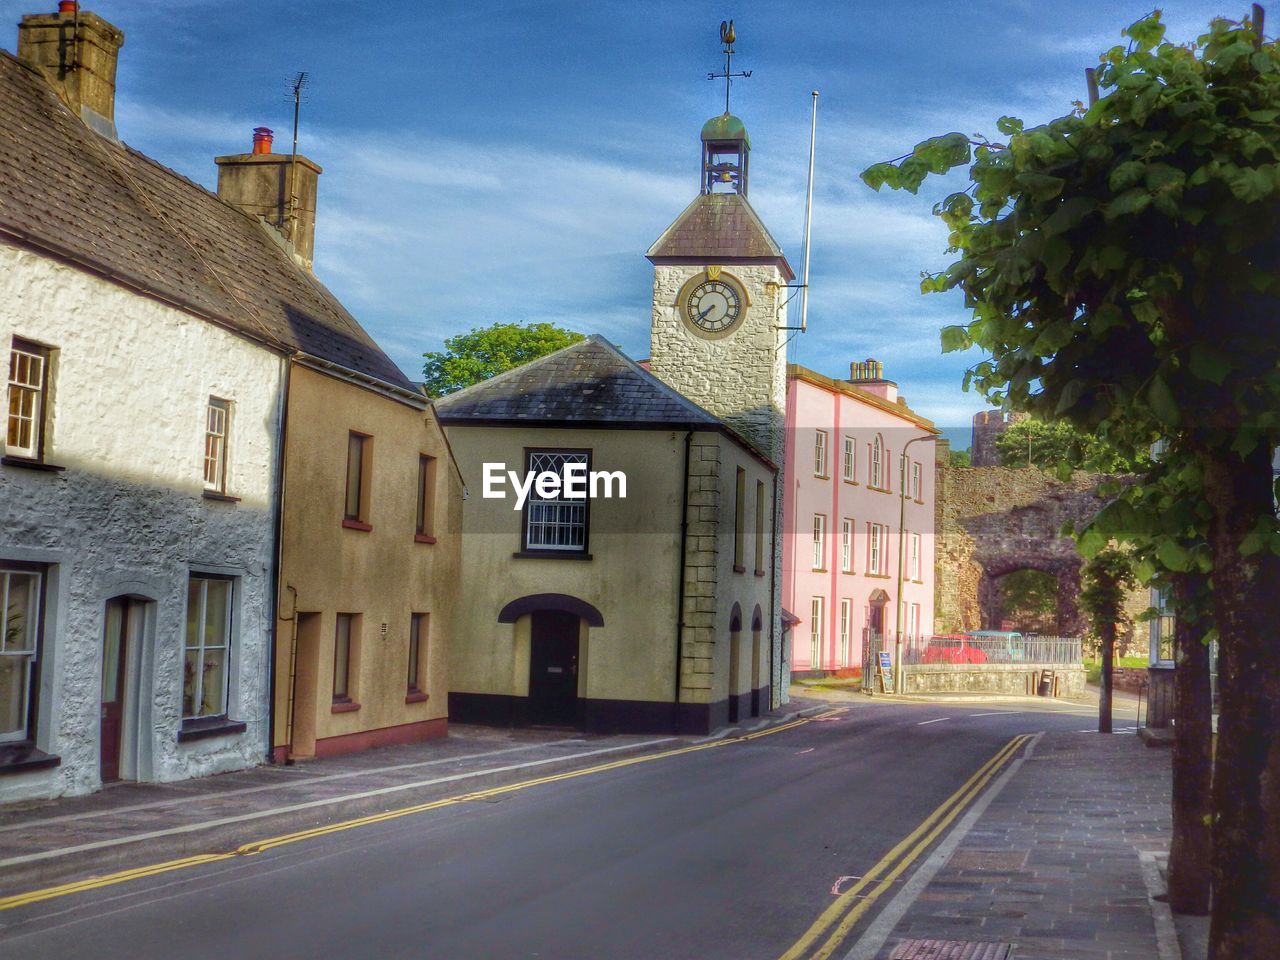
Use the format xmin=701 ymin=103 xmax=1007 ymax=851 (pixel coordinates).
xmin=911 ymin=635 xmax=1082 ymax=666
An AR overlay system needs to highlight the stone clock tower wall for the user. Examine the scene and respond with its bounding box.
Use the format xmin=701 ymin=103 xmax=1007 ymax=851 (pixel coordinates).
xmin=648 ymin=262 xmax=789 ymax=465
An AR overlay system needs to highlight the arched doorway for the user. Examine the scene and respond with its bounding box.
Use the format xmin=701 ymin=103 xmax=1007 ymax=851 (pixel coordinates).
xmin=498 ymin=594 xmax=604 ymax=729
xmin=728 ymin=604 xmax=742 ymax=723
xmin=101 ymin=595 xmax=150 ymax=782
xmin=750 ymin=605 xmax=763 ymax=717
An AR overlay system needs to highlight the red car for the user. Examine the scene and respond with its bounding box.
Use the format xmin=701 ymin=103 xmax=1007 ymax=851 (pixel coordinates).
xmin=922 ymin=635 xmax=990 ymax=664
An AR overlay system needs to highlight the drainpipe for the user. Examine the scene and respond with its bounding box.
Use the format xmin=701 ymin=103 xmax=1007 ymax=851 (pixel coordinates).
xmin=265 ymin=354 xmax=293 ymax=763
xmin=673 ymin=429 xmax=693 ymax=733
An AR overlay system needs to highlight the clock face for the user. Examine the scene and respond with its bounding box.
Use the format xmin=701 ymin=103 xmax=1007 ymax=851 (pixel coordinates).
xmin=682 ymin=275 xmax=745 ymax=336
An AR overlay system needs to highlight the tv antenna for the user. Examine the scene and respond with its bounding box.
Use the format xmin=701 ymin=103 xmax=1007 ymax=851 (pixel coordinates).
xmin=286 ymin=71 xmax=309 ymax=242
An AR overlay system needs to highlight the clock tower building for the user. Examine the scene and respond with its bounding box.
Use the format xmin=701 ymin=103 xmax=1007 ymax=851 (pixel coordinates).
xmin=646 ymin=111 xmax=793 ymax=465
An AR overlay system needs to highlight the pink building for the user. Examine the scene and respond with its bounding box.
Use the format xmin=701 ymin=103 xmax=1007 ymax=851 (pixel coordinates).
xmin=782 ymin=361 xmax=939 ymax=676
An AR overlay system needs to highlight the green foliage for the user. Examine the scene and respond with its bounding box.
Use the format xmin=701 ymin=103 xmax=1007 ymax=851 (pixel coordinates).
xmin=993 ymin=416 xmax=1140 ymax=474
xmin=998 ymin=569 xmax=1058 ymax=616
xmin=948 ymin=448 xmax=972 ymax=468
xmin=861 ymin=9 xmax=1280 ymax=575
xmin=1080 ymin=548 xmax=1140 ymax=640
xmin=421 ymin=322 xmax=584 ymax=398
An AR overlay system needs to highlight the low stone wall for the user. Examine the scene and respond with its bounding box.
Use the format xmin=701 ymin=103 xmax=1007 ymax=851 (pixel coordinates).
xmin=903 ymin=662 xmax=1086 ymax=697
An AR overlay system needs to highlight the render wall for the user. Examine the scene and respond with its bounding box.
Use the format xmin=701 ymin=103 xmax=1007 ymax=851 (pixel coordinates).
xmin=272 ymin=364 xmax=462 ymax=758
xmin=0 ymin=244 xmax=281 ymax=803
xmin=782 ymin=376 xmax=937 ymax=672
xmin=444 ymin=425 xmax=775 ymax=731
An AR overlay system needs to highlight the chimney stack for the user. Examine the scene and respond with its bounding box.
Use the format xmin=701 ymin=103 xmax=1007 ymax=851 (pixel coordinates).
xmin=215 ymin=128 xmax=322 ymax=268
xmin=18 ymin=2 xmax=125 ymax=138
xmin=849 ymin=358 xmax=898 ymax=403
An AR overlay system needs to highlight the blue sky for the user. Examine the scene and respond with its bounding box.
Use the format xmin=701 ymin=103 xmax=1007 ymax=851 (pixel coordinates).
xmin=1 ymin=0 xmax=1239 ymax=442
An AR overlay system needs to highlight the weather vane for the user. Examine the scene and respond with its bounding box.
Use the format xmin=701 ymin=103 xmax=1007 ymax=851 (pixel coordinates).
xmin=707 ymin=20 xmax=751 ymax=115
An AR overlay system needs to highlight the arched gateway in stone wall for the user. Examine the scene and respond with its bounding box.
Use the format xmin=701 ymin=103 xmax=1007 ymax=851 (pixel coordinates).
xmin=934 ymin=454 xmax=1138 ymax=642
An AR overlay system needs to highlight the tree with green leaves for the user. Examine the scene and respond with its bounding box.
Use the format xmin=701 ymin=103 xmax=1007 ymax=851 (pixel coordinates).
xmin=1079 ymin=548 xmax=1138 ymax=733
xmin=421 ymin=322 xmax=584 ymax=398
xmin=947 ymin=448 xmax=972 ymax=468
xmin=862 ymin=10 xmax=1280 ymax=954
xmin=993 ymin=416 xmax=1138 ymax=474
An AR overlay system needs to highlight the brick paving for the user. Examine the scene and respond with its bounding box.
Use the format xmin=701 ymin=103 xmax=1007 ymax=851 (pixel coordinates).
xmin=879 ymin=730 xmax=1172 ymax=960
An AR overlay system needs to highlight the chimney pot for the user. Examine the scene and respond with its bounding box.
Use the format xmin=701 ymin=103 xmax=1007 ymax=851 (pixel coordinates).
xmin=252 ymin=127 xmax=274 ymax=155
xmin=58 ymin=1 xmax=77 ymax=12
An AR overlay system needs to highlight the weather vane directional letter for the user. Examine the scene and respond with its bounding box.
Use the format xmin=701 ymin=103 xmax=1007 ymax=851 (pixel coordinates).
xmin=707 ymin=19 xmax=751 ymax=115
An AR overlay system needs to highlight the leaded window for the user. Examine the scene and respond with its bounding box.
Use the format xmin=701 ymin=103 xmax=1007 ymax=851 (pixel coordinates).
xmin=524 ymin=450 xmax=588 ymax=552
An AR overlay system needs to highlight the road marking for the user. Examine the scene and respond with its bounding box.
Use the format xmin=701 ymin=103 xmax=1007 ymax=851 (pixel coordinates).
xmin=839 ymin=733 xmax=1044 ymax=960
xmin=776 ymin=734 xmax=1030 ymax=960
xmin=916 ymin=718 xmax=949 ymax=725
xmin=0 ymin=708 xmax=843 ymax=912
xmin=968 ymin=712 xmax=1013 ymax=718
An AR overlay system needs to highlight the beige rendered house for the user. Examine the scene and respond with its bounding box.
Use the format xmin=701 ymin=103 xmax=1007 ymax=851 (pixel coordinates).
xmin=437 ymin=337 xmax=777 ymax=734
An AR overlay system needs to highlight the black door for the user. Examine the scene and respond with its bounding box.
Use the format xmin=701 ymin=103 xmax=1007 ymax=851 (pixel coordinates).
xmin=529 ymin=611 xmax=580 ymax=726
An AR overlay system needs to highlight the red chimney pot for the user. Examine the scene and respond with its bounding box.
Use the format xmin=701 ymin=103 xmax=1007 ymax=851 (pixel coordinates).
xmin=58 ymin=1 xmax=78 ymax=13
xmin=251 ymin=127 xmax=274 ymax=155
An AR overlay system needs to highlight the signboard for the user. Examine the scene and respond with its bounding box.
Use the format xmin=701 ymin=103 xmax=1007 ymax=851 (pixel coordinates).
xmin=878 ymin=651 xmax=894 ymax=694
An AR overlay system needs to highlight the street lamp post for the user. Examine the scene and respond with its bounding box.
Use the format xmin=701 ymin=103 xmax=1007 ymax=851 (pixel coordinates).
xmin=895 ymin=434 xmax=937 ymax=695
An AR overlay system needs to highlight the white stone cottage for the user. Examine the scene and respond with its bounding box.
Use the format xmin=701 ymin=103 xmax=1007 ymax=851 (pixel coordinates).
xmin=0 ymin=6 xmax=416 ymax=801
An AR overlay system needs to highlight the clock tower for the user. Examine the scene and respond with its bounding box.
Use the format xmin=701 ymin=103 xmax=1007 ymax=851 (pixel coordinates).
xmin=645 ymin=32 xmax=792 ymax=464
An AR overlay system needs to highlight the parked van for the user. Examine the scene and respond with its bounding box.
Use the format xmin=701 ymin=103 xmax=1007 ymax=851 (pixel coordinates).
xmin=967 ymin=630 xmax=1026 ymax=663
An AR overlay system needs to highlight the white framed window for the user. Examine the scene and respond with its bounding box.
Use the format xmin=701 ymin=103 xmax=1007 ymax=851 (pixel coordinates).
xmin=842 ymin=436 xmax=855 ymax=482
xmin=814 ymin=431 xmax=828 ymax=477
xmin=810 ymin=596 xmax=825 ymax=667
xmin=812 ymin=514 xmax=827 ymax=570
xmin=841 ymin=518 xmax=853 ymax=573
xmin=0 ymin=566 xmax=42 ymax=743
xmin=204 ymin=398 xmax=230 ymax=493
xmin=184 ymin=576 xmax=233 ymax=719
xmin=870 ymin=434 xmax=884 ymax=488
xmin=6 ymin=339 xmax=49 ymax=460
xmin=911 ymin=603 xmax=922 ymax=641
xmin=733 ymin=467 xmax=746 ymax=570
xmin=524 ymin=450 xmax=589 ymax=552
xmin=911 ymin=461 xmax=922 ymax=500
xmin=868 ymin=522 xmax=887 ymax=575
xmin=754 ymin=479 xmax=766 ymax=574
xmin=910 ymin=532 xmax=922 ymax=580
xmin=839 ymin=598 xmax=852 ymax=667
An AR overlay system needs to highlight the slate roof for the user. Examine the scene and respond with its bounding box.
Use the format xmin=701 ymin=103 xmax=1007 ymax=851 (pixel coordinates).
xmin=434 ymin=335 xmax=723 ymax=428
xmin=0 ymin=50 xmax=414 ymax=393
xmin=646 ymin=192 xmax=794 ymax=280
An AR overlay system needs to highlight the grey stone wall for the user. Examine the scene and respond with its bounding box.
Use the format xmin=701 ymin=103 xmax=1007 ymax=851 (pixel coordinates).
xmin=904 ymin=662 xmax=1086 ymax=697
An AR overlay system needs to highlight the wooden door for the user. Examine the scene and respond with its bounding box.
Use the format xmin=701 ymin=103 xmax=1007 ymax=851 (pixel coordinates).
xmin=528 ymin=611 xmax=579 ymax=726
xmin=100 ymin=598 xmax=129 ymax=782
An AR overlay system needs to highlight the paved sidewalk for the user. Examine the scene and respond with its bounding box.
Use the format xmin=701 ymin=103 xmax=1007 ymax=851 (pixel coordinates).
xmin=0 ymin=700 xmax=828 ymax=897
xmin=869 ymin=729 xmax=1174 ymax=960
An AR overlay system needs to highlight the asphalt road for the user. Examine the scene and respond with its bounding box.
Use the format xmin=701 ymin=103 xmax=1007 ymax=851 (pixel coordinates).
xmin=0 ymin=698 xmax=1114 ymax=960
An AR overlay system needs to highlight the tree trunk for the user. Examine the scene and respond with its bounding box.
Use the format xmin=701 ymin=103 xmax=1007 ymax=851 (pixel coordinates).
xmin=1202 ymin=447 xmax=1280 ymax=960
xmin=1167 ymin=571 xmax=1213 ymax=916
xmin=1099 ymin=620 xmax=1114 ymax=734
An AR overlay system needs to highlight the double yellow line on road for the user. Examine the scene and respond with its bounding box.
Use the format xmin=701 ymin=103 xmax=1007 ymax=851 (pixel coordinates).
xmin=777 ymin=733 xmax=1031 ymax=960
xmin=0 ymin=709 xmax=842 ymax=912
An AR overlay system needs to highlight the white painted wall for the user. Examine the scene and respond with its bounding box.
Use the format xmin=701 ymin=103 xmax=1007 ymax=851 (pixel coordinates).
xmin=0 ymin=243 xmax=282 ymax=802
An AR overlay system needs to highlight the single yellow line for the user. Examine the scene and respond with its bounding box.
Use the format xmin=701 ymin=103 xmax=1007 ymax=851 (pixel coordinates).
xmin=776 ymin=734 xmax=1028 ymax=960
xmin=0 ymin=709 xmax=841 ymax=910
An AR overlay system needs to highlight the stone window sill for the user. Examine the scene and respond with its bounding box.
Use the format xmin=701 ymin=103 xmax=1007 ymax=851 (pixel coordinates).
xmin=177 ymin=716 xmax=247 ymax=743
xmin=331 ymin=700 xmax=361 ymax=714
xmin=0 ymin=742 xmax=61 ymax=776
xmin=865 ymin=573 xmax=892 ymax=580
xmin=2 ymin=456 xmax=66 ymax=472
xmin=733 ymin=564 xmax=746 ymax=574
xmin=202 ymin=490 xmax=241 ymax=504
xmin=342 ymin=519 xmax=373 ymax=532
xmin=404 ymin=690 xmax=429 ymax=704
xmin=754 ymin=569 xmax=766 ymax=578
xmin=414 ymin=533 xmax=437 ymax=544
